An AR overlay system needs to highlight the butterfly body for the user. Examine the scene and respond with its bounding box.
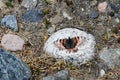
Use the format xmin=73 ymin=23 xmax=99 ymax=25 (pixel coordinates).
xmin=54 ymin=36 xmax=82 ymax=52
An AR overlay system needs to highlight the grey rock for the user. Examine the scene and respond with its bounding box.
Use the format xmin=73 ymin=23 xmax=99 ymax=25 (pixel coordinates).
xmin=21 ymin=0 xmax=37 ymax=9
xmin=43 ymin=70 xmax=70 ymax=80
xmin=43 ymin=76 xmax=56 ymax=80
xmin=54 ymin=70 xmax=69 ymax=80
xmin=109 ymin=3 xmax=119 ymax=13
xmin=0 ymin=48 xmax=32 ymax=80
xmin=47 ymin=25 xmax=56 ymax=34
xmin=117 ymin=13 xmax=120 ymax=20
xmin=89 ymin=11 xmax=99 ymax=19
xmin=99 ymin=47 xmax=120 ymax=69
xmin=1 ymin=15 xmax=18 ymax=31
xmin=70 ymin=77 xmax=78 ymax=80
xmin=23 ymin=9 xmax=44 ymax=22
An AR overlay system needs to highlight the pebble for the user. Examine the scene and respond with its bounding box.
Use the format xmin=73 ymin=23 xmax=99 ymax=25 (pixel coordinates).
xmin=1 ymin=34 xmax=25 ymax=51
xmin=47 ymin=25 xmax=56 ymax=34
xmin=100 ymin=69 xmax=105 ymax=77
xmin=109 ymin=3 xmax=119 ymax=13
xmin=99 ymin=47 xmax=120 ymax=69
xmin=89 ymin=11 xmax=99 ymax=19
xmin=63 ymin=11 xmax=72 ymax=20
xmin=23 ymin=9 xmax=44 ymax=22
xmin=50 ymin=15 xmax=63 ymax=24
xmin=91 ymin=0 xmax=97 ymax=6
xmin=43 ymin=70 xmax=69 ymax=80
xmin=21 ymin=0 xmax=38 ymax=9
xmin=46 ymin=0 xmax=56 ymax=4
xmin=1 ymin=15 xmax=18 ymax=31
xmin=115 ymin=18 xmax=119 ymax=23
xmin=98 ymin=2 xmax=108 ymax=12
xmin=0 ymin=49 xmax=32 ymax=80
xmin=43 ymin=76 xmax=55 ymax=80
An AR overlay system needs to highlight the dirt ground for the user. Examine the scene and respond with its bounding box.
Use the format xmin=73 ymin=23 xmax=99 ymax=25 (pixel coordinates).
xmin=0 ymin=0 xmax=120 ymax=80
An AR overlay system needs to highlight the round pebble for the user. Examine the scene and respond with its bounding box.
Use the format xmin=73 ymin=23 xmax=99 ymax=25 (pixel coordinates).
xmin=89 ymin=11 xmax=99 ymax=19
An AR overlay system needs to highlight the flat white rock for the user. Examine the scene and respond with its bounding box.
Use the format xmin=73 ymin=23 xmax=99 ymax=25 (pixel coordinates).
xmin=44 ymin=28 xmax=96 ymax=65
xmin=1 ymin=34 xmax=25 ymax=51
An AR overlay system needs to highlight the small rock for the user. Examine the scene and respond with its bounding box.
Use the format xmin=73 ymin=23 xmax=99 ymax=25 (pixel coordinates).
xmin=23 ymin=9 xmax=44 ymax=22
xmin=100 ymin=69 xmax=105 ymax=77
xmin=70 ymin=77 xmax=78 ymax=80
xmin=47 ymin=25 xmax=56 ymax=34
xmin=0 ymin=49 xmax=32 ymax=80
xmin=1 ymin=15 xmax=18 ymax=31
xmin=43 ymin=70 xmax=70 ymax=80
xmin=99 ymin=47 xmax=120 ymax=69
xmin=50 ymin=15 xmax=63 ymax=24
xmin=46 ymin=0 xmax=56 ymax=4
xmin=109 ymin=3 xmax=119 ymax=13
xmin=115 ymin=18 xmax=119 ymax=23
xmin=63 ymin=11 xmax=72 ymax=20
xmin=43 ymin=76 xmax=55 ymax=80
xmin=1 ymin=34 xmax=25 ymax=51
xmin=54 ymin=70 xmax=69 ymax=80
xmin=21 ymin=0 xmax=37 ymax=9
xmin=98 ymin=2 xmax=108 ymax=12
xmin=91 ymin=0 xmax=97 ymax=6
xmin=89 ymin=11 xmax=99 ymax=19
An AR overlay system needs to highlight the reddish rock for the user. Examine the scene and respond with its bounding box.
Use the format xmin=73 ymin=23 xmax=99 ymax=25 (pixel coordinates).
xmin=1 ymin=34 xmax=25 ymax=51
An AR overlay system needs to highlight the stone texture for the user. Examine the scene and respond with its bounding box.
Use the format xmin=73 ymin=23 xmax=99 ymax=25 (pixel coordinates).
xmin=98 ymin=2 xmax=108 ymax=12
xmin=1 ymin=15 xmax=18 ymax=31
xmin=44 ymin=28 xmax=96 ymax=66
xmin=43 ymin=70 xmax=69 ymax=80
xmin=1 ymin=34 xmax=25 ymax=51
xmin=109 ymin=3 xmax=119 ymax=13
xmin=0 ymin=49 xmax=31 ymax=80
xmin=23 ymin=9 xmax=44 ymax=22
xmin=21 ymin=0 xmax=38 ymax=9
xmin=50 ymin=15 xmax=63 ymax=24
xmin=63 ymin=11 xmax=72 ymax=20
xmin=89 ymin=11 xmax=99 ymax=19
xmin=99 ymin=47 xmax=120 ymax=69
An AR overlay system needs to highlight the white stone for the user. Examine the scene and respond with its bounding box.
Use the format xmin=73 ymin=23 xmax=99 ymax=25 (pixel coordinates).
xmin=1 ymin=34 xmax=25 ymax=51
xmin=115 ymin=18 xmax=120 ymax=23
xmin=98 ymin=2 xmax=107 ymax=12
xmin=100 ymin=69 xmax=105 ymax=77
xmin=44 ymin=28 xmax=96 ymax=65
xmin=63 ymin=11 xmax=72 ymax=20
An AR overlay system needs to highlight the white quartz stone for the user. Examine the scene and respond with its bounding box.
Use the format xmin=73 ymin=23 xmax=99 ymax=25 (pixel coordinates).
xmin=44 ymin=28 xmax=96 ymax=65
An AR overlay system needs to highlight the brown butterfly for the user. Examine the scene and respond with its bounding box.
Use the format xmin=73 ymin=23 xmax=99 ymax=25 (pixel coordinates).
xmin=54 ymin=36 xmax=83 ymax=52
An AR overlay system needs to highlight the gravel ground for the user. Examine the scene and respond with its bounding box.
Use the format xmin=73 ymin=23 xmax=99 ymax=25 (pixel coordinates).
xmin=0 ymin=0 xmax=120 ymax=80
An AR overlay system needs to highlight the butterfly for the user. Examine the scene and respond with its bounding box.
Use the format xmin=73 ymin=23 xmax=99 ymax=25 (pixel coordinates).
xmin=54 ymin=36 xmax=83 ymax=52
